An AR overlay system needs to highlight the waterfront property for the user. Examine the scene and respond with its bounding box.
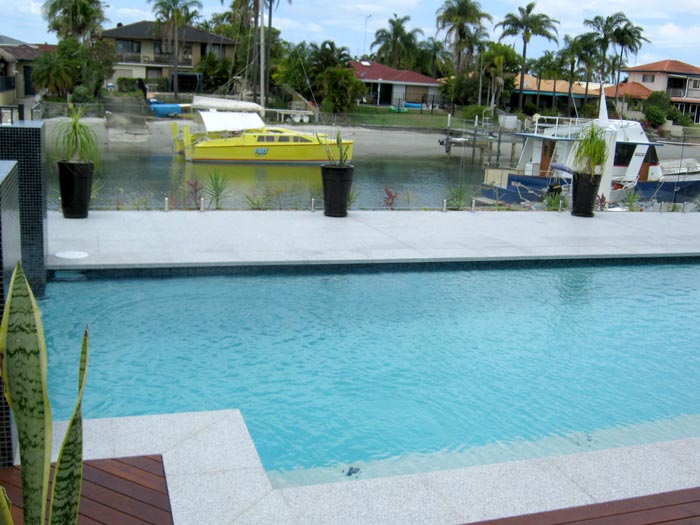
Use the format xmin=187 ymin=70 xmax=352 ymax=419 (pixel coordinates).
xmin=623 ymin=59 xmax=700 ymax=124
xmin=101 ymin=21 xmax=236 ymax=92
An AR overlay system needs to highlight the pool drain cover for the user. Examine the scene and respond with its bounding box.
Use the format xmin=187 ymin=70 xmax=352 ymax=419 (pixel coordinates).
xmin=55 ymin=251 xmax=89 ymax=259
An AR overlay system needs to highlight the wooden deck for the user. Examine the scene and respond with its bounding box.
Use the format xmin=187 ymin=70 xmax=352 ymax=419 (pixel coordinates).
xmin=0 ymin=455 xmax=173 ymax=524
xmin=469 ymin=487 xmax=700 ymax=525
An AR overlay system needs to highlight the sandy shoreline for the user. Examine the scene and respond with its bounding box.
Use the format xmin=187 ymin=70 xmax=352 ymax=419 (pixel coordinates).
xmin=43 ymin=116 xmax=696 ymax=163
xmin=44 ymin=117 xmax=463 ymax=159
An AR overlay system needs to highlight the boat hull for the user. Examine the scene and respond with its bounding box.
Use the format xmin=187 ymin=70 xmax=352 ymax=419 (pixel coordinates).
xmin=187 ymin=140 xmax=354 ymax=163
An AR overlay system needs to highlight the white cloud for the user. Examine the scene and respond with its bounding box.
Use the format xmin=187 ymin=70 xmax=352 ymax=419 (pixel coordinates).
xmin=111 ymin=7 xmax=152 ymax=21
xmin=274 ymin=17 xmax=324 ymax=34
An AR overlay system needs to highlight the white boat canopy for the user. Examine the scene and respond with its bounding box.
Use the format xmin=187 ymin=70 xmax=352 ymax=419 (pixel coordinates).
xmin=195 ymin=111 xmax=266 ymax=133
xmin=191 ymin=95 xmax=264 ymax=115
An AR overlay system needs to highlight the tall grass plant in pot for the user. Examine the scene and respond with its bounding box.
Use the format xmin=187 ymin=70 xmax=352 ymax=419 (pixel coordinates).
xmin=571 ymin=124 xmax=608 ymax=217
xmin=319 ymin=130 xmax=354 ymax=217
xmin=55 ymin=106 xmax=100 ymax=218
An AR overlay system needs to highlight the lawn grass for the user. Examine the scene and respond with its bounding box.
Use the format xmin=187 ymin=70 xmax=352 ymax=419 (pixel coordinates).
xmin=321 ymin=106 xmax=450 ymax=130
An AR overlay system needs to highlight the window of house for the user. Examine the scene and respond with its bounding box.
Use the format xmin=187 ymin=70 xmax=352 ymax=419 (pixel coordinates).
xmin=693 ymin=79 xmax=700 ymax=89
xmin=207 ymin=44 xmax=223 ymax=59
xmin=115 ymin=40 xmax=140 ymax=54
xmin=641 ymin=74 xmax=655 ymax=83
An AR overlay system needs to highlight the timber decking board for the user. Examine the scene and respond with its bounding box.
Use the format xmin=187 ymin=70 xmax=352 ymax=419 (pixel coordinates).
xmin=468 ymin=487 xmax=700 ymax=525
xmin=0 ymin=455 xmax=173 ymax=525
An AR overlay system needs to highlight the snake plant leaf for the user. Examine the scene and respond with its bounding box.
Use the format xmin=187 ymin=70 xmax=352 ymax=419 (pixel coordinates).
xmin=0 ymin=264 xmax=51 ymax=525
xmin=0 ymin=485 xmax=13 ymax=525
xmin=48 ymin=328 xmax=88 ymax=525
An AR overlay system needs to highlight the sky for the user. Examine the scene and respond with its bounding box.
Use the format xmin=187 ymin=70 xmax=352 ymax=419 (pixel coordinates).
xmin=2 ymin=0 xmax=700 ymax=70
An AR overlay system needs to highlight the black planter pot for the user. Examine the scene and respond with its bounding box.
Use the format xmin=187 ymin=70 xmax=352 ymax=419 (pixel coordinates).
xmin=571 ymin=172 xmax=602 ymax=218
xmin=321 ymin=164 xmax=354 ymax=217
xmin=58 ymin=161 xmax=93 ymax=219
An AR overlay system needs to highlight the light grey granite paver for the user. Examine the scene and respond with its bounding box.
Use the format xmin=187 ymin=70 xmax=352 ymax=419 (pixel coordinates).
xmin=547 ymin=438 xmax=700 ymax=501
xmin=234 ymin=491 xmax=297 ymax=525
xmin=166 ymin=468 xmax=272 ymax=525
xmin=282 ymin=473 xmax=463 ymax=525
xmin=47 ymin=210 xmax=700 ymax=270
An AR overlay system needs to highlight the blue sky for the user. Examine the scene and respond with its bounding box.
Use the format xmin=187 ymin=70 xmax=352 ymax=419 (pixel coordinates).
xmin=2 ymin=0 xmax=700 ymax=69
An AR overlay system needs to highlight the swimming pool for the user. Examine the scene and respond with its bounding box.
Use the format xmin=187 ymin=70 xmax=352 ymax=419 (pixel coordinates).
xmin=41 ymin=262 xmax=700 ymax=486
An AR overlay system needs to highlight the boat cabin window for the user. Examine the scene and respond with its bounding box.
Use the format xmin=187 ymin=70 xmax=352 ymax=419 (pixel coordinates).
xmin=257 ymin=136 xmax=276 ymax=142
xmin=644 ymin=145 xmax=659 ymax=165
xmin=278 ymin=136 xmax=290 ymax=142
xmin=293 ymin=136 xmax=312 ymax=143
xmin=614 ymin=143 xmax=637 ymax=166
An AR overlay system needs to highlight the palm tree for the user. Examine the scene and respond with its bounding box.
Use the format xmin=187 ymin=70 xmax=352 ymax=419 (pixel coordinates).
xmin=31 ymin=51 xmax=73 ymax=96
xmin=558 ymin=34 xmax=585 ymax=116
xmin=417 ymin=37 xmax=451 ymax=78
xmin=148 ymin=0 xmax=203 ymax=100
xmin=371 ymin=14 xmax=423 ymax=69
xmin=612 ymin=21 xmax=649 ymax=104
xmin=266 ymin=0 xmax=292 ymax=105
xmin=529 ymin=55 xmax=548 ymax=110
xmin=583 ymin=12 xmax=626 ymax=85
xmin=575 ymin=32 xmax=599 ymax=110
xmin=42 ymin=0 xmax=108 ymax=42
xmin=495 ymin=1 xmax=559 ymax=112
xmin=435 ymin=0 xmax=492 ymax=74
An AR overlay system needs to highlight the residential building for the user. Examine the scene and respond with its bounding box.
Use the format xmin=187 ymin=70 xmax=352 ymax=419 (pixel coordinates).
xmin=623 ymin=60 xmax=700 ymax=123
xmin=101 ymin=21 xmax=236 ymax=91
xmin=511 ymin=74 xmax=594 ymax=113
xmin=0 ymin=37 xmax=54 ymax=104
xmin=349 ymin=60 xmax=443 ymax=107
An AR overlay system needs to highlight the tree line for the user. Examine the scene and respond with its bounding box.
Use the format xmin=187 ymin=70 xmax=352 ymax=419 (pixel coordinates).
xmin=33 ymin=0 xmax=650 ymax=115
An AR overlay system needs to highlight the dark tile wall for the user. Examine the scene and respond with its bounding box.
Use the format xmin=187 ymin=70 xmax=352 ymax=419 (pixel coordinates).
xmin=0 ymin=121 xmax=46 ymax=296
xmin=0 ymin=160 xmax=22 ymax=467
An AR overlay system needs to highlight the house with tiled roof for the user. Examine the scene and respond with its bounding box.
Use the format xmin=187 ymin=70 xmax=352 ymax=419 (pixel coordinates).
xmin=513 ymin=73 xmax=593 ymax=111
xmin=101 ymin=21 xmax=236 ymax=90
xmin=623 ymin=60 xmax=700 ymax=123
xmin=349 ymin=60 xmax=442 ymax=107
xmin=0 ymin=37 xmax=54 ymax=104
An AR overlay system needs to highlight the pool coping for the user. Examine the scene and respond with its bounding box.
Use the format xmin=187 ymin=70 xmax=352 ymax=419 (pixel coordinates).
xmin=52 ymin=411 xmax=700 ymax=525
xmin=46 ymin=210 xmax=700 ymax=271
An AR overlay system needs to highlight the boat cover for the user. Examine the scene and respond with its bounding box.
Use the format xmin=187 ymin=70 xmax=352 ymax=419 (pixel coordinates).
xmin=195 ymin=111 xmax=266 ymax=133
xmin=192 ymin=96 xmax=264 ymax=115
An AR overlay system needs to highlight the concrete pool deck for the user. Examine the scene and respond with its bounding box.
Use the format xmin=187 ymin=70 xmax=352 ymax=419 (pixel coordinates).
xmin=45 ymin=210 xmax=700 ymax=523
xmin=47 ymin=209 xmax=700 ymax=269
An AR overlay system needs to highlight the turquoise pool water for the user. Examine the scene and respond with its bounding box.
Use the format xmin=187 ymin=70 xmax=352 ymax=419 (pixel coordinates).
xmin=41 ymin=263 xmax=700 ymax=483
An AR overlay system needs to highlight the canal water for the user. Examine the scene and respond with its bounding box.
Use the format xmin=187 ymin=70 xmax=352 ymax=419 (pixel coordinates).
xmin=47 ymin=153 xmax=484 ymax=211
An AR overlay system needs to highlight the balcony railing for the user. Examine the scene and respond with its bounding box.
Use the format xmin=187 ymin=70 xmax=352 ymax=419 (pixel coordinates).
xmin=0 ymin=76 xmax=16 ymax=93
xmin=114 ymin=52 xmax=192 ymax=66
xmin=666 ymin=88 xmax=686 ymax=98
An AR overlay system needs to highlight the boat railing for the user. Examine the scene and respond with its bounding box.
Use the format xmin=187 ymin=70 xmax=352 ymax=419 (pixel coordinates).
xmin=529 ymin=115 xmax=590 ymax=138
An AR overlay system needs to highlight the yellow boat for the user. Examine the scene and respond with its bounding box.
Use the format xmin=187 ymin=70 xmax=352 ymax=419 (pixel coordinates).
xmin=173 ymin=111 xmax=354 ymax=163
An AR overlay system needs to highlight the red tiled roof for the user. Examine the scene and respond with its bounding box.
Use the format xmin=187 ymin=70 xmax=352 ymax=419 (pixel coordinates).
xmin=34 ymin=44 xmax=57 ymax=54
xmin=623 ymin=60 xmax=700 ymax=76
xmin=601 ymin=82 xmax=652 ymax=99
xmin=0 ymin=44 xmax=44 ymax=61
xmin=349 ymin=60 xmax=441 ymax=86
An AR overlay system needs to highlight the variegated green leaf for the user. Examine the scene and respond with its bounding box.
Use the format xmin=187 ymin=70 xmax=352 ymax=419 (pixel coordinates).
xmin=0 ymin=264 xmax=51 ymax=525
xmin=49 ymin=329 xmax=88 ymax=525
xmin=0 ymin=485 xmax=14 ymax=525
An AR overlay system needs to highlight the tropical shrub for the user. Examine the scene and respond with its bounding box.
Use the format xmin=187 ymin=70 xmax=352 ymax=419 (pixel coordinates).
xmin=644 ymin=105 xmax=666 ymax=128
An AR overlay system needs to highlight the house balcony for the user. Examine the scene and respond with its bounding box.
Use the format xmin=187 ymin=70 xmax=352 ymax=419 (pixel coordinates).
xmin=114 ymin=52 xmax=193 ymax=67
xmin=666 ymin=88 xmax=686 ymax=98
xmin=0 ymin=76 xmax=15 ymax=93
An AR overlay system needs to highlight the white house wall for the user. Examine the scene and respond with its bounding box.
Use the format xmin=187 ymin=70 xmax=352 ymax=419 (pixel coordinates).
xmin=627 ymin=71 xmax=667 ymax=92
xmin=391 ymin=84 xmax=406 ymax=106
